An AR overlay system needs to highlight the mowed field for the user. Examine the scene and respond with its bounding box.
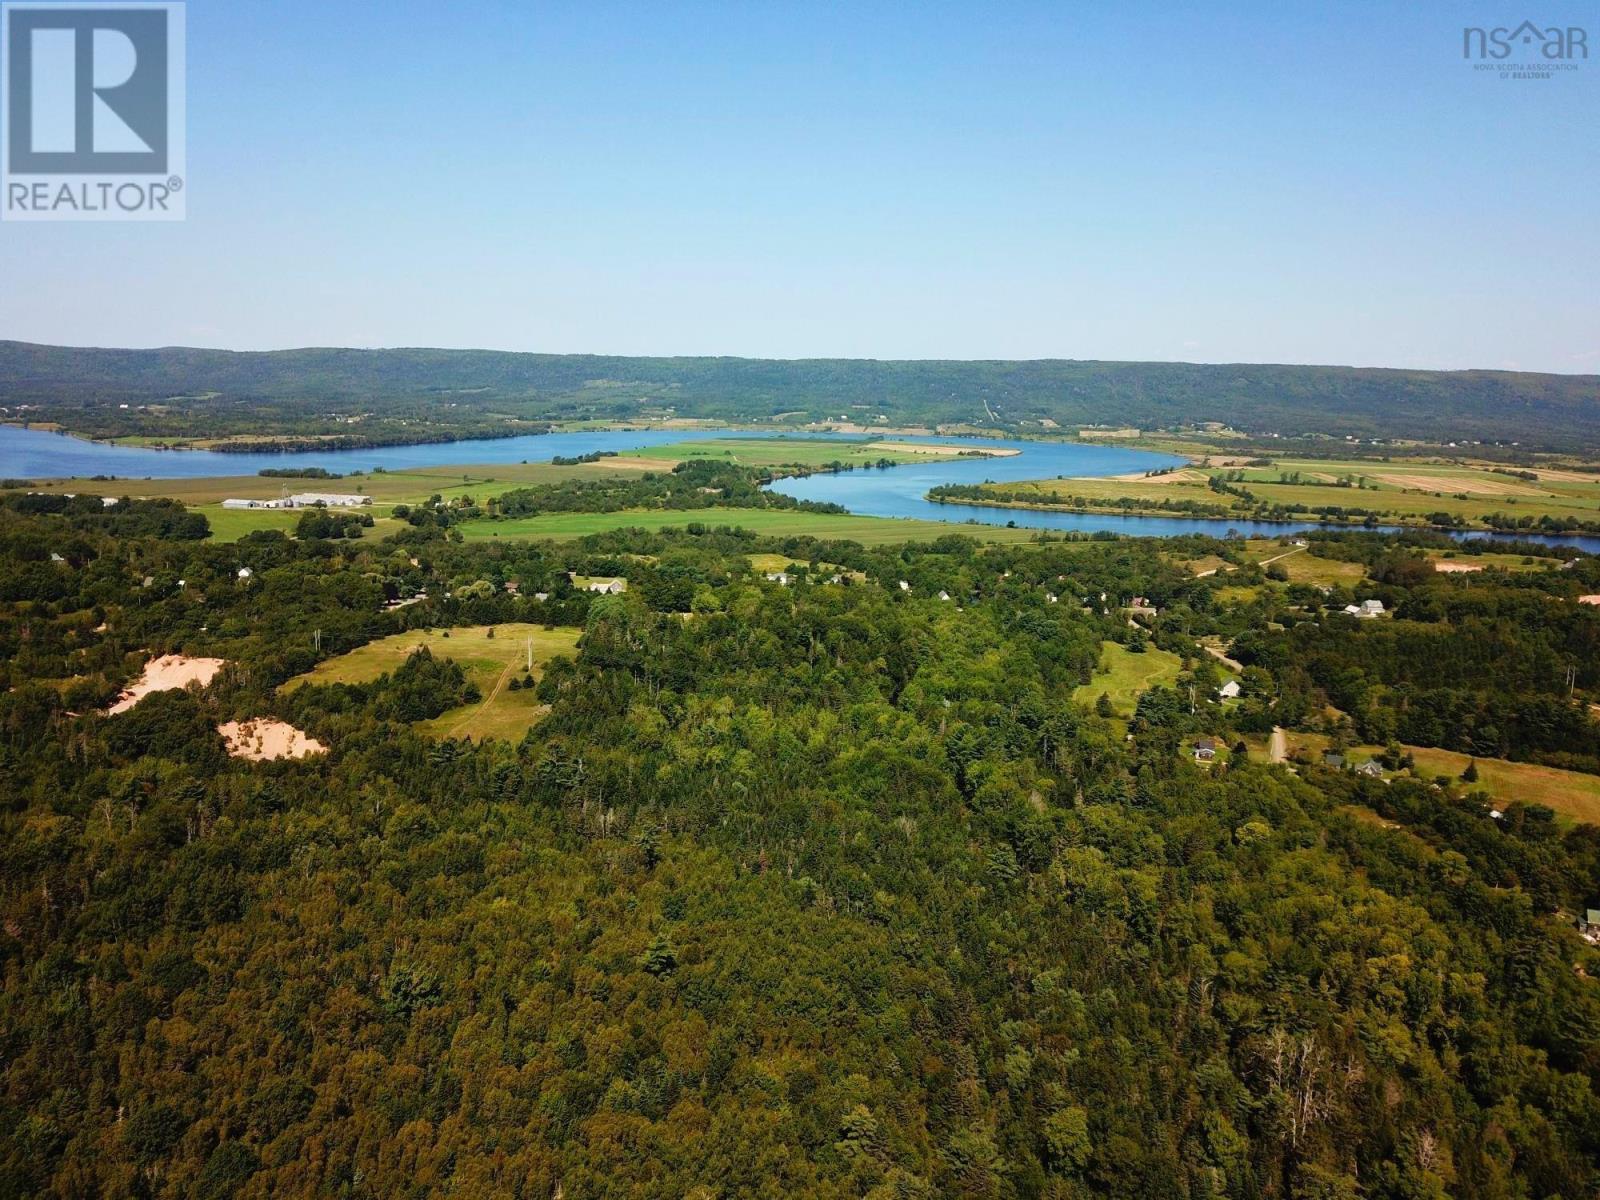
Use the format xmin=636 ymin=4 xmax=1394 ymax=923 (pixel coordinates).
xmin=986 ymin=456 xmax=1600 ymax=531
xmin=456 ymin=507 xmax=1048 ymax=546
xmin=1073 ymin=642 xmax=1185 ymax=718
xmin=285 ymin=623 xmax=582 ymax=742
xmin=1253 ymin=730 xmax=1600 ymax=826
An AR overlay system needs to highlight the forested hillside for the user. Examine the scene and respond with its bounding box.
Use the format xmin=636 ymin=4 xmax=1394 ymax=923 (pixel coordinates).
xmin=4 ymin=340 xmax=1600 ymax=447
xmin=2 ymin=500 xmax=1599 ymax=1198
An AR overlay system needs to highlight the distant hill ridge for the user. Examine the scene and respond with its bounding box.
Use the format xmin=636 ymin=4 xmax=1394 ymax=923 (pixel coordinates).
xmin=2 ymin=339 xmax=1598 ymax=446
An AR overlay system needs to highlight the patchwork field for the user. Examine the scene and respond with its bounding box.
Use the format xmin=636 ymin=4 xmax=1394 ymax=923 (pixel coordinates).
xmin=285 ymin=623 xmax=582 ymax=742
xmin=975 ymin=455 xmax=1600 ymax=532
xmin=1073 ymin=642 xmax=1185 ymax=718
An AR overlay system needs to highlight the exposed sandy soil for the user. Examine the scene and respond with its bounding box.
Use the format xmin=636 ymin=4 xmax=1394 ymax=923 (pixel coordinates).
xmin=1580 ymin=595 xmax=1600 ymax=606
xmin=108 ymin=654 xmax=226 ymax=714
xmin=871 ymin=441 xmax=1021 ymax=458
xmin=1375 ymin=473 xmax=1542 ymax=496
xmin=218 ymin=718 xmax=326 ymax=760
xmin=1433 ymin=561 xmax=1485 ymax=573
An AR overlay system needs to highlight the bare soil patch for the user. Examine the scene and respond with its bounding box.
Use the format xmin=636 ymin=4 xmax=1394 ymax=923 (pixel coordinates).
xmin=108 ymin=654 xmax=226 ymax=714
xmin=219 ymin=719 xmax=326 ymax=760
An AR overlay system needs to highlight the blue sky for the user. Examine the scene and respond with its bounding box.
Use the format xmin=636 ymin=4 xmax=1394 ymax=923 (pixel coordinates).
xmin=1 ymin=0 xmax=1596 ymax=370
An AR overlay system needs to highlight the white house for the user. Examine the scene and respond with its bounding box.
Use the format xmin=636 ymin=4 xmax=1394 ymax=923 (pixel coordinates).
xmin=938 ymin=591 xmax=951 ymax=601
xmin=236 ymin=567 xmax=253 ymax=580
xmin=1218 ymin=680 xmax=1241 ymax=699
xmin=1359 ymin=599 xmax=1384 ymax=617
xmin=898 ymin=580 xmax=911 ymax=591
xmin=586 ymin=578 xmax=626 ymax=594
xmin=764 ymin=571 xmax=792 ymax=586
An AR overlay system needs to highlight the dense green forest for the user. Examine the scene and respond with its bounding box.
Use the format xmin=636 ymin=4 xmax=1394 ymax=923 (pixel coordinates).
xmin=3 ymin=493 xmax=1600 ymax=1198
xmin=5 ymin=340 xmax=1600 ymax=448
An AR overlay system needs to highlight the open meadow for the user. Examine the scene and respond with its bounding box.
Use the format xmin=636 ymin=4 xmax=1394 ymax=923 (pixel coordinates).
xmin=1072 ymin=642 xmax=1185 ymax=718
xmin=284 ymin=623 xmax=582 ymax=741
xmin=1250 ymin=730 xmax=1600 ymax=826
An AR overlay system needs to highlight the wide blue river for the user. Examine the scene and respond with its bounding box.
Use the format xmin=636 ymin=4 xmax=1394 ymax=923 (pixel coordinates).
xmin=3 ymin=423 xmax=1597 ymax=553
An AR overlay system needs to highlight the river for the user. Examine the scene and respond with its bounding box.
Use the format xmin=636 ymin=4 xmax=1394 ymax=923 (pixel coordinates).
xmin=3 ymin=423 xmax=1597 ymax=553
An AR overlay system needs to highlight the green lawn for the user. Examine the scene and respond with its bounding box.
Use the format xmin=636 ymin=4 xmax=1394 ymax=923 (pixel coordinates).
xmin=1073 ymin=642 xmax=1185 ymax=718
xmin=457 ymin=507 xmax=1047 ymax=546
xmin=284 ymin=623 xmax=582 ymax=742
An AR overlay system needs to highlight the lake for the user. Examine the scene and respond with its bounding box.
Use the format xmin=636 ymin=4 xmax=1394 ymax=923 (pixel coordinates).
xmin=4 ymin=423 xmax=1598 ymax=553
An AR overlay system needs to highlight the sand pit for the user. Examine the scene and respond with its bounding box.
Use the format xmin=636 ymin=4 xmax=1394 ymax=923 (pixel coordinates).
xmin=1433 ymin=561 xmax=1484 ymax=573
xmin=1580 ymin=595 xmax=1600 ymax=606
xmin=108 ymin=654 xmax=227 ymax=714
xmin=218 ymin=719 xmax=327 ymax=761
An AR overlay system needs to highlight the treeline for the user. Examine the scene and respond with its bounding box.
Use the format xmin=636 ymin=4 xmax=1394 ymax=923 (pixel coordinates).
xmin=489 ymin=459 xmax=847 ymax=518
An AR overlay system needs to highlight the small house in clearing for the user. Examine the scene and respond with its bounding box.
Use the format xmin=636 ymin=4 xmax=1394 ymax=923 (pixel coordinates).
xmin=1323 ymin=752 xmax=1346 ymax=769
xmin=1218 ymin=680 xmax=1241 ymax=700
xmin=1355 ymin=761 xmax=1384 ymax=779
xmin=938 ymin=591 xmax=951 ymax=602
xmin=1580 ymin=910 xmax=1600 ymax=945
xmin=586 ymin=578 xmax=626 ymax=595
xmin=1194 ymin=737 xmax=1217 ymax=762
xmin=765 ymin=571 xmax=792 ymax=586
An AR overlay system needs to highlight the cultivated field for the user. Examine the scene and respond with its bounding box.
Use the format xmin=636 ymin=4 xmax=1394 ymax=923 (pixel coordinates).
xmin=285 ymin=623 xmax=582 ymax=742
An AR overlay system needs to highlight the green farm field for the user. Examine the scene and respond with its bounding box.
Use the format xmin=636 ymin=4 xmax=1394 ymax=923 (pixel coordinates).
xmin=285 ymin=623 xmax=582 ymax=742
xmin=457 ymin=507 xmax=1048 ymax=546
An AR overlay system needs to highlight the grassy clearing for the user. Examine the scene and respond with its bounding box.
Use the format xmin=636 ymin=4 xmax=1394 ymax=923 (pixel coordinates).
xmin=1073 ymin=642 xmax=1185 ymax=718
xmin=457 ymin=507 xmax=1048 ymax=546
xmin=285 ymin=623 xmax=582 ymax=742
xmin=1241 ymin=542 xmax=1369 ymax=588
xmin=1255 ymin=730 xmax=1600 ymax=826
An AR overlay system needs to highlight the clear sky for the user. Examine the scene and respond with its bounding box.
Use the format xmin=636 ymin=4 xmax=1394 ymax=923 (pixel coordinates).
xmin=1 ymin=0 xmax=1596 ymax=370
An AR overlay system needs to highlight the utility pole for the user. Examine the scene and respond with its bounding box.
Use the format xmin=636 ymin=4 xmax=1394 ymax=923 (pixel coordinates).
xmin=314 ymin=628 xmax=322 ymax=654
